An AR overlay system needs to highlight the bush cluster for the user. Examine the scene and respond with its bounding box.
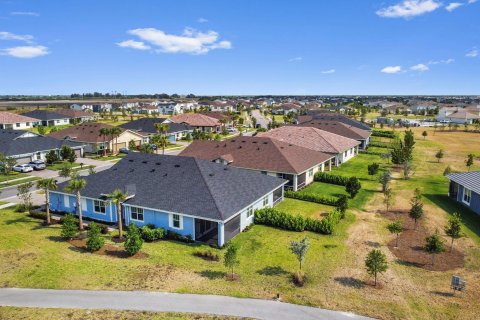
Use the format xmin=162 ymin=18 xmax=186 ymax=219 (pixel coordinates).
xmin=284 ymin=190 xmax=338 ymax=206
xmin=141 ymin=225 xmax=166 ymax=242
xmin=368 ymin=142 xmax=389 ymax=148
xmin=372 ymin=130 xmax=396 ymax=138
xmin=166 ymin=230 xmax=194 ymax=243
xmin=254 ymin=208 xmax=341 ymax=235
xmin=368 ymin=163 xmax=380 ymax=175
xmin=314 ymin=172 xmax=349 ymax=186
xmin=193 ymin=250 xmax=220 ymax=261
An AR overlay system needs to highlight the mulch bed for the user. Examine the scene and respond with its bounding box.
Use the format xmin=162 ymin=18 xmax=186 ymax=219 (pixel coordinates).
xmin=225 ymin=273 xmax=240 ymax=281
xmin=69 ymin=239 xmax=148 ymax=259
xmin=381 ymin=210 xmax=464 ymax=271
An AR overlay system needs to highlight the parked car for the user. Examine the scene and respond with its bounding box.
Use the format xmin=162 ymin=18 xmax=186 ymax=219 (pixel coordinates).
xmin=119 ymin=148 xmax=129 ymax=154
xmin=28 ymin=160 xmax=46 ymax=171
xmin=227 ymin=127 xmax=237 ymax=133
xmin=149 ymin=144 xmax=158 ymax=150
xmin=13 ymin=164 xmax=34 ymax=173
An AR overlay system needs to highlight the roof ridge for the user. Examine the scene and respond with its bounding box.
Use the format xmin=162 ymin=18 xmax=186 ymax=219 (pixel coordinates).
xmin=270 ymin=138 xmax=307 ymax=173
xmin=308 ymin=127 xmax=339 ymax=152
xmin=192 ymin=157 xmax=225 ymax=220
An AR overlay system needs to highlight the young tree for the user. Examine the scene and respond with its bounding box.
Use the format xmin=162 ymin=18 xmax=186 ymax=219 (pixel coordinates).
xmin=99 ymin=127 xmax=111 ymax=156
xmin=16 ymin=181 xmax=34 ymax=211
xmin=128 ymin=139 xmax=137 ymax=150
xmin=289 ymin=236 xmax=310 ymax=271
xmin=345 ymin=177 xmax=361 ymax=199
xmin=107 ymin=189 xmax=127 ymax=238
xmin=154 ymin=123 xmax=170 ymax=155
xmin=465 ymin=154 xmax=475 ymax=171
xmin=61 ymin=213 xmax=78 ymax=240
xmin=336 ymin=195 xmax=348 ymax=218
xmin=86 ymin=222 xmax=104 ymax=252
xmin=409 ymin=188 xmax=423 ymax=229
xmin=379 ymin=171 xmax=392 ymax=193
xmin=383 ymin=188 xmax=395 ymax=212
xmin=0 ymin=153 xmax=17 ymax=175
xmin=60 ymin=145 xmax=73 ymax=161
xmin=403 ymin=160 xmax=414 ymax=180
xmin=124 ymin=223 xmax=143 ymax=256
xmin=444 ymin=213 xmax=462 ymax=251
xmin=443 ymin=165 xmax=452 ymax=176
xmin=422 ymin=130 xmax=428 ymax=140
xmin=58 ymin=162 xmax=72 ymax=179
xmin=36 ymin=178 xmax=57 ymax=224
xmin=387 ymin=220 xmax=402 ymax=248
xmin=435 ymin=149 xmax=444 ymax=163
xmin=37 ymin=125 xmax=47 ymax=135
xmin=424 ymin=230 xmax=445 ymax=266
xmin=88 ymin=166 xmax=96 ymax=175
xmin=365 ymin=249 xmax=388 ymax=286
xmin=65 ymin=178 xmax=87 ymax=231
xmin=45 ymin=150 xmax=59 ymax=165
xmin=224 ymin=243 xmax=240 ymax=279
xmin=367 ymin=163 xmax=380 ymax=176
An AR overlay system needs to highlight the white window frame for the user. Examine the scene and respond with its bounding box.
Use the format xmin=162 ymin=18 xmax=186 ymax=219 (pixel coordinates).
xmin=247 ymin=206 xmax=254 ymax=218
xmin=130 ymin=206 xmax=144 ymax=221
xmin=463 ymin=188 xmax=472 ymax=205
xmin=64 ymin=195 xmax=70 ymax=207
xmin=93 ymin=200 xmax=107 ymax=214
xmin=263 ymin=196 xmax=269 ymax=207
xmin=169 ymin=213 xmax=183 ymax=230
xmin=308 ymin=168 xmax=314 ymax=177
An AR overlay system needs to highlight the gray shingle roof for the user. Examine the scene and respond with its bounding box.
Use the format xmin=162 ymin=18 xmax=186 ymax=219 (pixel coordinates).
xmin=119 ymin=118 xmax=191 ymax=134
xmin=447 ymin=171 xmax=480 ymax=195
xmin=57 ymin=153 xmax=286 ymax=221
xmin=22 ymin=110 xmax=72 ymax=121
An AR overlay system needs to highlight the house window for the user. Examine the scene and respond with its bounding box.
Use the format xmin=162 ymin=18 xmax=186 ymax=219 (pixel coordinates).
xmin=94 ymin=200 xmax=106 ymax=214
xmin=16 ymin=123 xmax=20 ymax=127
xmin=463 ymin=188 xmax=472 ymax=205
xmin=263 ymin=196 xmax=269 ymax=206
xmin=344 ymin=151 xmax=347 ymax=157
xmin=308 ymin=168 xmax=314 ymax=177
xmin=170 ymin=213 xmax=182 ymax=229
xmin=131 ymin=207 xmax=144 ymax=221
xmin=26 ymin=122 xmax=30 ymax=126
xmin=247 ymin=206 xmax=254 ymax=218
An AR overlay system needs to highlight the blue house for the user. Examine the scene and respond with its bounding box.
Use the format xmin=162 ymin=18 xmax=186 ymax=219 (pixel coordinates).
xmin=447 ymin=171 xmax=480 ymax=215
xmin=49 ymin=153 xmax=286 ymax=246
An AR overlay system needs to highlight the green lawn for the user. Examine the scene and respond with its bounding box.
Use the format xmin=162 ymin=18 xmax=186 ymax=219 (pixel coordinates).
xmin=0 ymin=172 xmax=26 ymax=183
xmin=276 ymin=198 xmax=334 ymax=219
xmin=0 ymin=176 xmax=41 ymax=189
xmin=47 ymin=162 xmax=94 ymax=171
xmin=91 ymin=154 xmax=127 ymax=161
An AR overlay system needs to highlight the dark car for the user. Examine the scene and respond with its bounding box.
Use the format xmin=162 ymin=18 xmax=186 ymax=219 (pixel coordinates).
xmin=119 ymin=147 xmax=129 ymax=154
xmin=28 ymin=160 xmax=46 ymax=171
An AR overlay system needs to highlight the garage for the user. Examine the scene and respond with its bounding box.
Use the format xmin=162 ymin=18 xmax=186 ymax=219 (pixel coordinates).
xmin=112 ymin=142 xmax=127 ymax=153
xmin=15 ymin=156 xmax=32 ymax=164
xmin=74 ymin=148 xmax=83 ymax=158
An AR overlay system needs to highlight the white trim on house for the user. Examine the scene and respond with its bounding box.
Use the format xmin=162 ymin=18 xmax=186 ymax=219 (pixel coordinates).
xmin=169 ymin=213 xmax=183 ymax=230
xmin=463 ymin=187 xmax=472 ymax=205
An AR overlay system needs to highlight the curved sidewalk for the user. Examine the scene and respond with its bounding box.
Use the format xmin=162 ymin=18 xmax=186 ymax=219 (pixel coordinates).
xmin=0 ymin=288 xmax=371 ymax=320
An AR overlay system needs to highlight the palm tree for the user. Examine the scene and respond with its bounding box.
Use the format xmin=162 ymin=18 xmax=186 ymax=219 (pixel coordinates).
xmin=65 ymin=178 xmax=87 ymax=231
xmin=107 ymin=188 xmax=127 ymax=238
xmin=154 ymin=123 xmax=170 ymax=155
xmin=218 ymin=118 xmax=227 ymax=133
xmin=36 ymin=178 xmax=57 ymax=224
xmin=99 ymin=128 xmax=110 ymax=156
xmin=110 ymin=127 xmax=122 ymax=154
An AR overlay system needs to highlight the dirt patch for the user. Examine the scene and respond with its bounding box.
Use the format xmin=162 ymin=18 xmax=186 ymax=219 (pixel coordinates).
xmin=381 ymin=210 xmax=464 ymax=271
xmin=111 ymin=235 xmax=126 ymax=243
xmin=68 ymin=239 xmax=148 ymax=259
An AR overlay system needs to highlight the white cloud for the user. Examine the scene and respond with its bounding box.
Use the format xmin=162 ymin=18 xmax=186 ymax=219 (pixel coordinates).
xmin=466 ymin=48 xmax=478 ymax=57
xmin=376 ymin=0 xmax=442 ymax=18
xmin=410 ymin=63 xmax=429 ymax=71
xmin=10 ymin=11 xmax=39 ymax=16
xmin=381 ymin=66 xmax=403 ymax=74
xmin=116 ymin=39 xmax=151 ymax=50
xmin=445 ymin=2 xmax=463 ymax=11
xmin=119 ymin=27 xmax=232 ymax=54
xmin=468 ymin=0 xmax=477 ymax=4
xmin=321 ymin=69 xmax=336 ymax=74
xmin=289 ymin=56 xmax=303 ymax=62
xmin=0 ymin=31 xmax=34 ymax=43
xmin=197 ymin=18 xmax=208 ymax=23
xmin=0 ymin=45 xmax=49 ymax=58
xmin=428 ymin=58 xmax=455 ymax=64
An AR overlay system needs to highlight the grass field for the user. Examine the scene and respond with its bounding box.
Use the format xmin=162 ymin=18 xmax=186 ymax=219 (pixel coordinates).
xmin=0 ymin=172 xmax=26 ymax=183
xmin=0 ymin=176 xmax=41 ymax=189
xmin=275 ymin=198 xmax=334 ymax=219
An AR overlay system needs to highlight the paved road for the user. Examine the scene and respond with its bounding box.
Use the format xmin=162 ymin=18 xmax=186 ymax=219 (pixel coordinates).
xmin=251 ymin=109 xmax=270 ymax=129
xmin=0 ymin=288 xmax=370 ymax=320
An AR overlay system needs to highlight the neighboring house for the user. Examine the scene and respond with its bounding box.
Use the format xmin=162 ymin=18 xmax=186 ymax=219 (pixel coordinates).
xmin=447 ymin=171 xmax=480 ymax=215
xmin=54 ymin=109 xmax=96 ymax=123
xmin=437 ymin=107 xmax=480 ymax=124
xmin=296 ymin=111 xmax=371 ymax=131
xmin=70 ymin=104 xmax=112 ymax=113
xmin=297 ymin=121 xmax=371 ymax=149
xmin=21 ymin=110 xmax=71 ymax=127
xmin=271 ymin=103 xmax=302 ymax=115
xmin=0 ymin=129 xmax=84 ymax=163
xmin=48 ymin=123 xmax=146 ymax=154
xmin=49 ymin=153 xmax=286 ymax=247
xmin=180 ymin=136 xmax=334 ymax=191
xmin=201 ymin=101 xmax=237 ymax=113
xmin=119 ymin=118 xmax=192 ymax=142
xmin=167 ymin=114 xmax=221 ymax=133
xmin=138 ymin=105 xmax=160 ymax=115
xmin=258 ymin=126 xmax=360 ymax=166
xmin=0 ymin=112 xmax=39 ymax=130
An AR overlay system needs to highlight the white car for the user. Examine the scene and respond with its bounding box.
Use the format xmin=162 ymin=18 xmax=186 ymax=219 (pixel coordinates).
xmin=13 ymin=164 xmax=34 ymax=173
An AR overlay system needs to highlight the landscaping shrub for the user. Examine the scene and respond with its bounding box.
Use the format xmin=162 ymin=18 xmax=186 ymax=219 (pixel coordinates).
xmin=284 ymin=190 xmax=338 ymax=206
xmin=100 ymin=224 xmax=109 ymax=235
xmin=194 ymin=249 xmax=220 ymax=261
xmin=61 ymin=213 xmax=78 ymax=240
xmin=292 ymin=270 xmax=306 ymax=287
xmin=314 ymin=172 xmax=349 ymax=186
xmin=141 ymin=225 xmax=166 ymax=242
xmin=124 ymin=224 xmax=143 ymax=256
xmin=86 ymin=222 xmax=104 ymax=252
xmin=372 ymin=130 xmax=396 ymax=138
xmin=166 ymin=230 xmax=195 ymax=243
xmin=28 ymin=210 xmax=47 ymax=220
xmin=368 ymin=142 xmax=389 ymax=148
xmin=345 ymin=177 xmax=362 ymax=199
xmin=367 ymin=163 xmax=380 ymax=175
xmin=335 ymin=195 xmax=348 ymax=218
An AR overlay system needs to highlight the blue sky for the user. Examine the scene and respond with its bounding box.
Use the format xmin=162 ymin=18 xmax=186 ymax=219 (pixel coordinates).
xmin=0 ymin=0 xmax=479 ymax=95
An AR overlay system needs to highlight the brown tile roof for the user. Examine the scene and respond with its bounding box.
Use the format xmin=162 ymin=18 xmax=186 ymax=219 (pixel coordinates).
xmin=170 ymin=114 xmax=220 ymax=127
xmin=0 ymin=112 xmax=39 ymax=124
xmin=48 ymin=122 xmax=124 ymax=143
xmin=297 ymin=121 xmax=371 ymax=140
xmin=179 ymin=136 xmax=332 ymax=174
xmin=198 ymin=111 xmax=233 ymax=121
xmin=257 ymin=126 xmax=360 ymax=154
xmin=54 ymin=109 xmax=94 ymax=118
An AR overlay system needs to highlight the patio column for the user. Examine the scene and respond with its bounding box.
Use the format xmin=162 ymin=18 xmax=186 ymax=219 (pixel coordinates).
xmin=218 ymin=222 xmax=225 ymax=247
xmin=329 ymin=159 xmax=332 ymax=171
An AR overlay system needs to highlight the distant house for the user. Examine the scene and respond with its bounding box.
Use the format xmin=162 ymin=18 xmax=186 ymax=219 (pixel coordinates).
xmin=21 ymin=110 xmax=71 ymax=127
xmin=200 ymin=101 xmax=237 ymax=113
xmin=297 ymin=121 xmax=371 ymax=149
xmin=271 ymin=103 xmax=302 ymax=115
xmin=49 ymin=153 xmax=286 ymax=247
xmin=167 ymin=114 xmax=221 ymax=133
xmin=437 ymin=107 xmax=480 ymax=124
xmin=0 ymin=129 xmax=84 ymax=163
xmin=258 ymin=126 xmax=360 ymax=166
xmin=296 ymin=111 xmax=371 ymax=131
xmin=139 ymin=105 xmax=160 ymax=115
xmin=119 ymin=118 xmax=192 ymax=142
xmin=70 ymin=104 xmax=112 ymax=113
xmin=54 ymin=109 xmax=96 ymax=123
xmin=447 ymin=171 xmax=480 ymax=215
xmin=180 ymin=136 xmax=334 ymax=191
xmin=0 ymin=112 xmax=39 ymax=130
xmin=48 ymin=123 xmax=146 ymax=154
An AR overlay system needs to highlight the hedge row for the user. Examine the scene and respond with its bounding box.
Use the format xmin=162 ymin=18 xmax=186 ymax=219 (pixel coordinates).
xmin=284 ymin=190 xmax=338 ymax=206
xmin=368 ymin=142 xmax=389 ymax=148
xmin=371 ymin=130 xmax=396 ymax=138
xmin=254 ymin=208 xmax=341 ymax=235
xmin=314 ymin=172 xmax=349 ymax=186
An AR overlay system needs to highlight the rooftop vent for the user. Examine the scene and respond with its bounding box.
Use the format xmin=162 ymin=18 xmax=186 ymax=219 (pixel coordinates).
xmin=164 ymin=173 xmax=168 ymax=177
xmin=174 ymin=164 xmax=180 ymax=168
xmin=150 ymin=169 xmax=155 ymax=172
xmin=155 ymin=162 xmax=161 ymax=165
xmin=142 ymin=161 xmax=148 ymax=164
xmin=263 ymin=142 xmax=268 ymax=144
xmin=209 ymin=173 xmax=214 ymax=176
xmin=128 ymin=159 xmax=134 ymax=162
